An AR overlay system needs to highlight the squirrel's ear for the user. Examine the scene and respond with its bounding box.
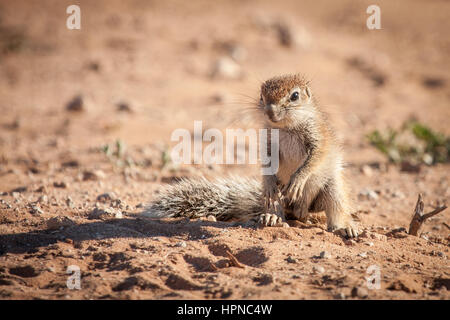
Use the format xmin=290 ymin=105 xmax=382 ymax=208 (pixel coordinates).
xmin=303 ymin=86 xmax=312 ymax=101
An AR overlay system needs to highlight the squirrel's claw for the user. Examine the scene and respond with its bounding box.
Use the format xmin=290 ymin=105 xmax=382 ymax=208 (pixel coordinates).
xmin=259 ymin=198 xmax=286 ymax=227
xmin=283 ymin=177 xmax=306 ymax=204
xmin=257 ymin=213 xmax=286 ymax=227
xmin=330 ymin=225 xmax=359 ymax=238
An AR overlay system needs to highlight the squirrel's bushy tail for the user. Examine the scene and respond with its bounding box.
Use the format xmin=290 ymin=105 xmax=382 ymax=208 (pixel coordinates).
xmin=142 ymin=176 xmax=263 ymax=222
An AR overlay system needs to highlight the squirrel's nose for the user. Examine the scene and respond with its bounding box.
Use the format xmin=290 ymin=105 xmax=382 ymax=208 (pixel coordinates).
xmin=265 ymin=104 xmax=277 ymax=117
xmin=265 ymin=104 xmax=282 ymax=122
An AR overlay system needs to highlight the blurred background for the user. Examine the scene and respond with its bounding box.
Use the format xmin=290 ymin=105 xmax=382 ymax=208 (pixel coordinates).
xmin=0 ymin=0 xmax=449 ymax=188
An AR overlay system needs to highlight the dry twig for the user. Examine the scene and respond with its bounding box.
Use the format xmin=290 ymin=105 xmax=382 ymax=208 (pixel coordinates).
xmin=209 ymin=262 xmax=219 ymax=272
xmin=226 ymin=250 xmax=245 ymax=268
xmin=408 ymin=194 xmax=447 ymax=236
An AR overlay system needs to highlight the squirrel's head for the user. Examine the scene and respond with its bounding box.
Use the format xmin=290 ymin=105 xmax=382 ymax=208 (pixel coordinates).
xmin=259 ymin=74 xmax=314 ymax=128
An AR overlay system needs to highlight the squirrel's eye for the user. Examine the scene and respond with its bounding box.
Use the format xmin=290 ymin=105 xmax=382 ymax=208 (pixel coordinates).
xmin=290 ymin=92 xmax=299 ymax=102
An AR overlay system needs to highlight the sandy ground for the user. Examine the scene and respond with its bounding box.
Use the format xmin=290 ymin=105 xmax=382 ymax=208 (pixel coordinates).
xmin=0 ymin=0 xmax=449 ymax=299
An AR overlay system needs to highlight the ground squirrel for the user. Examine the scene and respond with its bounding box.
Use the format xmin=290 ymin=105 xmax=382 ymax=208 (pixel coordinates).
xmin=144 ymin=74 xmax=358 ymax=238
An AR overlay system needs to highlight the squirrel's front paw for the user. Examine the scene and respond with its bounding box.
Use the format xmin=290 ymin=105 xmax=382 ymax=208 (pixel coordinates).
xmin=328 ymin=223 xmax=359 ymax=238
xmin=282 ymin=176 xmax=306 ymax=204
xmin=263 ymin=177 xmax=281 ymax=209
xmin=257 ymin=213 xmax=287 ymax=227
xmin=264 ymin=188 xmax=278 ymax=209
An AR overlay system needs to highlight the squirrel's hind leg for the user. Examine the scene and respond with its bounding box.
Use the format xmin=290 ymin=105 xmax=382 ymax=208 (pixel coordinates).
xmin=320 ymin=176 xmax=358 ymax=238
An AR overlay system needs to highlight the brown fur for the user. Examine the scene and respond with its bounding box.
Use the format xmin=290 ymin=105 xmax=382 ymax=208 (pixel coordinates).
xmin=261 ymin=74 xmax=310 ymax=105
xmin=260 ymin=74 xmax=358 ymax=237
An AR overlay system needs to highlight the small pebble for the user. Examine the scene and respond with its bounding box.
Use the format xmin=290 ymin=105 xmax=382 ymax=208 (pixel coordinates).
xmin=358 ymin=188 xmax=379 ymax=201
xmin=38 ymin=195 xmax=48 ymax=203
xmin=358 ymin=252 xmax=368 ymax=258
xmin=53 ymin=181 xmax=67 ymax=188
xmin=210 ymin=56 xmax=242 ymax=80
xmin=312 ymin=265 xmax=325 ymax=274
xmin=66 ymin=95 xmax=84 ymax=112
xmin=334 ymin=292 xmax=346 ymax=300
xmin=46 ymin=216 xmax=75 ymax=230
xmin=82 ymin=170 xmax=105 ymax=181
xmin=391 ymin=190 xmax=405 ymax=199
xmin=360 ymin=165 xmax=373 ymax=177
xmin=176 ymin=241 xmax=187 ymax=248
xmin=96 ymin=193 xmax=116 ymax=202
xmin=117 ymin=102 xmax=133 ymax=113
xmin=286 ymin=256 xmax=297 ymax=263
xmin=89 ymin=207 xmax=122 ymax=220
xmin=66 ymin=197 xmax=74 ymax=209
xmin=351 ymin=286 xmax=368 ymax=299
xmin=30 ymin=204 xmax=44 ymax=215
